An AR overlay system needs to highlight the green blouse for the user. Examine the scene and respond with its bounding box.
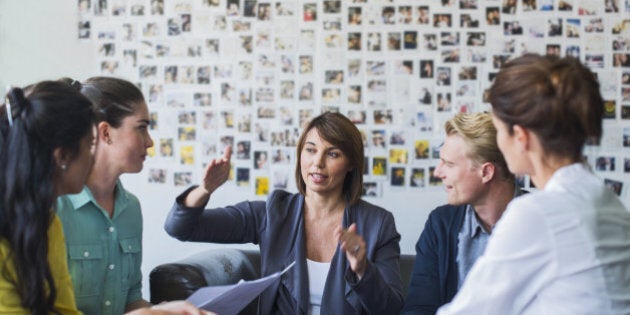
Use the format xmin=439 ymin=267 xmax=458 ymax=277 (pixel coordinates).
xmin=57 ymin=180 xmax=143 ymax=315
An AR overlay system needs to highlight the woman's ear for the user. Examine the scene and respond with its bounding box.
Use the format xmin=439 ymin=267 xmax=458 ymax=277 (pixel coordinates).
xmin=512 ymin=124 xmax=530 ymax=152
xmin=97 ymin=121 xmax=112 ymax=144
xmin=53 ymin=147 xmax=71 ymax=171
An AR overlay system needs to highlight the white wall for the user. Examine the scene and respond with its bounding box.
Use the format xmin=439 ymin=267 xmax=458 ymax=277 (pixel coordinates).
xmin=0 ymin=0 xmax=446 ymax=300
xmin=2 ymin=0 xmax=629 ymax=301
xmin=0 ymin=0 xmax=96 ymax=90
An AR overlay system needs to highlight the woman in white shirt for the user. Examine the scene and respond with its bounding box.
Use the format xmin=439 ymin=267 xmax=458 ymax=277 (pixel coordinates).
xmin=438 ymin=54 xmax=630 ymax=314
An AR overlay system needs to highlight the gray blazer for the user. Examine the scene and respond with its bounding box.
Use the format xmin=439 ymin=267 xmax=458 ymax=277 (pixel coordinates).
xmin=165 ymin=188 xmax=404 ymax=314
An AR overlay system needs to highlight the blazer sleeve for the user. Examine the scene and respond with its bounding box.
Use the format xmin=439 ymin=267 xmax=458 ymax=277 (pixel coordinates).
xmin=401 ymin=212 xmax=442 ymax=315
xmin=346 ymin=211 xmax=404 ymax=314
xmin=164 ymin=186 xmax=267 ymax=244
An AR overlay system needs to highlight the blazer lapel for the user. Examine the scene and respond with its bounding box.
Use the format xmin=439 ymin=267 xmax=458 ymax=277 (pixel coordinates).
xmin=280 ymin=197 xmax=309 ymax=314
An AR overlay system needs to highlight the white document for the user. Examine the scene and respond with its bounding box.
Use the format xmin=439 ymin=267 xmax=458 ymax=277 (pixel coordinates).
xmin=187 ymin=261 xmax=296 ymax=314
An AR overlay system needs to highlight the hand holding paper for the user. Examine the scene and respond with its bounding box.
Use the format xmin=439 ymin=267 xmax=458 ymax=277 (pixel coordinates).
xmin=187 ymin=261 xmax=296 ymax=314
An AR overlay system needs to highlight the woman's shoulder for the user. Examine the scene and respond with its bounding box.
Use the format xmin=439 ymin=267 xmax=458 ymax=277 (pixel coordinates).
xmin=354 ymin=199 xmax=394 ymax=218
xmin=267 ymin=189 xmax=301 ymax=203
xmin=265 ymin=190 xmax=303 ymax=212
xmin=116 ymin=181 xmax=142 ymax=207
xmin=505 ymin=191 xmax=549 ymax=216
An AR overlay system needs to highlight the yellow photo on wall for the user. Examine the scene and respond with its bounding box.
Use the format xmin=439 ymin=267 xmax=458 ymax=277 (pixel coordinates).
xmin=256 ymin=176 xmax=269 ymax=195
xmin=414 ymin=140 xmax=430 ymax=159
xmin=180 ymin=145 xmax=195 ymax=165
xmin=389 ymin=148 xmax=408 ymax=164
xmin=372 ymin=157 xmax=387 ymax=176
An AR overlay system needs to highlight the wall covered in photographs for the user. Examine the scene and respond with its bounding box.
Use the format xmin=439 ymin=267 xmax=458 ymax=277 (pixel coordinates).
xmin=78 ymin=0 xmax=630 ymax=198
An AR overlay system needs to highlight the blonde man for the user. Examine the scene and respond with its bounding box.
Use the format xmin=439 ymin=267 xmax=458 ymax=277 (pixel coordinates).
xmin=402 ymin=112 xmax=522 ymax=315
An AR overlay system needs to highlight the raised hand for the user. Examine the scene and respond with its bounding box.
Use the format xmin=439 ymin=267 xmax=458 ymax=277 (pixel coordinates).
xmin=200 ymin=146 xmax=232 ymax=194
xmin=184 ymin=146 xmax=232 ymax=208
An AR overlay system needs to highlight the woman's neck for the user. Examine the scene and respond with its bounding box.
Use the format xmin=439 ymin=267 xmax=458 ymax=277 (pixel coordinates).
xmin=87 ymin=164 xmax=119 ymax=196
xmin=304 ymin=192 xmax=345 ymax=219
xmin=530 ymin=155 xmax=576 ymax=189
xmin=86 ymin=163 xmax=120 ymax=217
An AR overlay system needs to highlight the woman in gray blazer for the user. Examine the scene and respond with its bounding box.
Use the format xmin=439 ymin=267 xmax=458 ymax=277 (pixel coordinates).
xmin=165 ymin=112 xmax=404 ymax=314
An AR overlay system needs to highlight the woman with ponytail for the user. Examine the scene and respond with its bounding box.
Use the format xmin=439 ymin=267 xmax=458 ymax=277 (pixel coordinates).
xmin=0 ymin=81 xmax=95 ymax=314
xmin=438 ymin=54 xmax=630 ymax=314
xmin=56 ymin=76 xmax=155 ymax=314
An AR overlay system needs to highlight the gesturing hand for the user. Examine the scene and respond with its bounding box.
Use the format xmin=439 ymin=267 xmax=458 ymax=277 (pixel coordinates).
xmin=200 ymin=146 xmax=232 ymax=194
xmin=335 ymin=223 xmax=367 ymax=280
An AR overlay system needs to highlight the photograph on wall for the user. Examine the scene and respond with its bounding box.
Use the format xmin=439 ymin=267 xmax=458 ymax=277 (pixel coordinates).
xmin=75 ymin=0 xmax=630 ymax=198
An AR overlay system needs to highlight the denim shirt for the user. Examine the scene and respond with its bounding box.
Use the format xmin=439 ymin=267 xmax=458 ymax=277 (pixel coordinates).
xmin=456 ymin=205 xmax=490 ymax=289
xmin=57 ymin=180 xmax=144 ymax=315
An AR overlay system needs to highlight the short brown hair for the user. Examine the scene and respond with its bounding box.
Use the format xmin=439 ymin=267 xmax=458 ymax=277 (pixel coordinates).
xmin=295 ymin=112 xmax=364 ymax=204
xmin=489 ymin=54 xmax=603 ymax=161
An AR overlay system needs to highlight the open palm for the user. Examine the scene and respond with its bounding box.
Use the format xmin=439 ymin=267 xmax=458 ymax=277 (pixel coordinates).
xmin=201 ymin=146 xmax=232 ymax=194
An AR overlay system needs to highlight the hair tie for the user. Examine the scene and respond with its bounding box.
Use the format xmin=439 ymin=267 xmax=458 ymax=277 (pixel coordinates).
xmin=70 ymin=80 xmax=82 ymax=91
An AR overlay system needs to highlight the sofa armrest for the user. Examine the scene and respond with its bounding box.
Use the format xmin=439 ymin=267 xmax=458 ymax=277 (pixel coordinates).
xmin=149 ymin=248 xmax=261 ymax=305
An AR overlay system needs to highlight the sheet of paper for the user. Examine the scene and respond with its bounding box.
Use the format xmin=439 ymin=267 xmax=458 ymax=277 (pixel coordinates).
xmin=187 ymin=261 xmax=296 ymax=314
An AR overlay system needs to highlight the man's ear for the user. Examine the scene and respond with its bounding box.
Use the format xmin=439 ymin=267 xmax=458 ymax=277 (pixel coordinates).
xmin=480 ymin=162 xmax=496 ymax=184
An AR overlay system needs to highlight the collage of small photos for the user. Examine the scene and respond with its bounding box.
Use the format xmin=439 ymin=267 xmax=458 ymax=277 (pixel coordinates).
xmin=78 ymin=0 xmax=630 ymax=198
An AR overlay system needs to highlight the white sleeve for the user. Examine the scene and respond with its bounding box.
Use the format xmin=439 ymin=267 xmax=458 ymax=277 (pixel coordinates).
xmin=437 ymin=196 xmax=557 ymax=314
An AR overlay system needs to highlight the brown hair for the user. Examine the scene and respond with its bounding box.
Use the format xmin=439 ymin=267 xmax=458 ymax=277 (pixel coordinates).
xmin=445 ymin=112 xmax=514 ymax=182
xmin=295 ymin=112 xmax=364 ymax=204
xmin=489 ymin=54 xmax=603 ymax=162
xmin=79 ymin=76 xmax=145 ymax=127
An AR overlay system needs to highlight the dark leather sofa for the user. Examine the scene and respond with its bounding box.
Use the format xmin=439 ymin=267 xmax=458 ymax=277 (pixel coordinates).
xmin=149 ymin=248 xmax=416 ymax=314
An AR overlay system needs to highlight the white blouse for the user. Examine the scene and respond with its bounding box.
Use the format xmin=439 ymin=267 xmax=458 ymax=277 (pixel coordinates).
xmin=307 ymin=259 xmax=330 ymax=315
xmin=438 ymin=163 xmax=630 ymax=315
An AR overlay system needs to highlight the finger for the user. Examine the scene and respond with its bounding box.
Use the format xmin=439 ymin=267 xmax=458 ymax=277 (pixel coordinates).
xmin=347 ymin=223 xmax=357 ymax=234
xmin=338 ymin=224 xmax=357 ymax=244
xmin=339 ymin=240 xmax=348 ymax=252
xmin=204 ymin=159 xmax=215 ymax=173
xmin=223 ymin=145 xmax=233 ymax=161
xmin=333 ymin=226 xmax=343 ymax=241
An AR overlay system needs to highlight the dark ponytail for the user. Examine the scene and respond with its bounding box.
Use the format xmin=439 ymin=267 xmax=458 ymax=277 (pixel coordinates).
xmin=0 ymin=81 xmax=95 ymax=314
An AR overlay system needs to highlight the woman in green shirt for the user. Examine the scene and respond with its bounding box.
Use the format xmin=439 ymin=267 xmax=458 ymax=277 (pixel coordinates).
xmin=56 ymin=77 xmax=155 ymax=315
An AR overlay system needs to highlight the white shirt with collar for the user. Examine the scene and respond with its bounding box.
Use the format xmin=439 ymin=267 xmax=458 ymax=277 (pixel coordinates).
xmin=438 ymin=163 xmax=630 ymax=315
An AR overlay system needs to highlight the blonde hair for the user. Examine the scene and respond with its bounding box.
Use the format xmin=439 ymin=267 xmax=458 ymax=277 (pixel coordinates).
xmin=444 ymin=112 xmax=513 ymax=182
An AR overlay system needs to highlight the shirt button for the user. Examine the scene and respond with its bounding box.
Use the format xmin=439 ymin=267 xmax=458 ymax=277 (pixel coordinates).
xmin=108 ymin=227 xmax=115 ymax=232
xmin=105 ymin=300 xmax=111 ymax=306
xmin=109 ymin=264 xmax=115 ymax=270
xmin=83 ymin=251 xmax=89 ymax=257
